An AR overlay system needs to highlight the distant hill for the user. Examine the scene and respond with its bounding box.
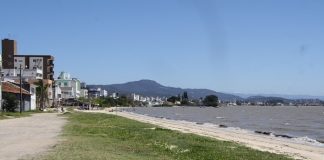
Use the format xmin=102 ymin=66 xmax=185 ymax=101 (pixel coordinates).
xmin=233 ymin=93 xmax=324 ymax=101
xmin=88 ymin=79 xmax=243 ymax=101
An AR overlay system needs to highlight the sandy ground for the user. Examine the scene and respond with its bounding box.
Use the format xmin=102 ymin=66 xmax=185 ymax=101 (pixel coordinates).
xmin=82 ymin=109 xmax=324 ymax=160
xmin=0 ymin=113 xmax=66 ymax=160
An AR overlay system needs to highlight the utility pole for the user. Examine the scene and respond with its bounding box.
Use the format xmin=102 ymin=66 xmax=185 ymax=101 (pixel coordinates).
xmin=0 ymin=66 xmax=2 ymax=112
xmin=19 ymin=64 xmax=23 ymax=114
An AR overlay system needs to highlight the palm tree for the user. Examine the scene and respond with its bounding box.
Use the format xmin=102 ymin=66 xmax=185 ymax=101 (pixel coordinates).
xmin=34 ymin=79 xmax=50 ymax=110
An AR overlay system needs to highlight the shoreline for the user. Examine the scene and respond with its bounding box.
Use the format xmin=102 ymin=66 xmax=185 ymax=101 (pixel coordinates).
xmin=81 ymin=109 xmax=324 ymax=160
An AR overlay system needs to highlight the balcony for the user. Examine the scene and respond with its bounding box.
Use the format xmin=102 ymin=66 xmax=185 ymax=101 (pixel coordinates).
xmin=48 ymin=60 xmax=54 ymax=66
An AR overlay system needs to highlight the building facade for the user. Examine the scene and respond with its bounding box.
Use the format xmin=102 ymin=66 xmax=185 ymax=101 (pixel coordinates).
xmin=1 ymin=39 xmax=54 ymax=80
xmin=55 ymin=72 xmax=81 ymax=99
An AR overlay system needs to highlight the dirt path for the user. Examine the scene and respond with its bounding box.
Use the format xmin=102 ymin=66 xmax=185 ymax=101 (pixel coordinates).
xmin=0 ymin=113 xmax=66 ymax=160
xmin=82 ymin=110 xmax=324 ymax=160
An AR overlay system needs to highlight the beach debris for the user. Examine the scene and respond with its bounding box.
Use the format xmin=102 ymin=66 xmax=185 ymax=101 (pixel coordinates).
xmin=255 ymin=131 xmax=272 ymax=136
xmin=219 ymin=124 xmax=228 ymax=128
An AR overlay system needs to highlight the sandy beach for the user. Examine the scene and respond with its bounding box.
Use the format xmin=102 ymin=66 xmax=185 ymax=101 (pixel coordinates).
xmin=82 ymin=109 xmax=324 ymax=160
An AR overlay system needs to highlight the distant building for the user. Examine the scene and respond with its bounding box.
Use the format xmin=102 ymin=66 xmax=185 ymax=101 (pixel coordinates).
xmin=131 ymin=93 xmax=140 ymax=101
xmin=100 ymin=89 xmax=108 ymax=97
xmin=55 ymin=72 xmax=81 ymax=99
xmin=80 ymin=89 xmax=88 ymax=98
xmin=80 ymin=82 xmax=87 ymax=89
xmin=110 ymin=92 xmax=118 ymax=99
xmin=88 ymin=89 xmax=100 ymax=98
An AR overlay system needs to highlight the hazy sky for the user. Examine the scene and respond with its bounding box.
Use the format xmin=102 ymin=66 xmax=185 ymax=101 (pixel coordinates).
xmin=1 ymin=0 xmax=324 ymax=96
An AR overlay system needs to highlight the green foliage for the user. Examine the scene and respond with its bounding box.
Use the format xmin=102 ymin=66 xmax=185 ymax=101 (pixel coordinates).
xmin=181 ymin=91 xmax=190 ymax=105
xmin=203 ymin=95 xmax=219 ymax=107
xmin=88 ymin=96 xmax=134 ymax=107
xmin=167 ymin=96 xmax=180 ymax=103
xmin=2 ymin=93 xmax=18 ymax=112
xmin=34 ymin=80 xmax=50 ymax=110
xmin=182 ymin=91 xmax=188 ymax=100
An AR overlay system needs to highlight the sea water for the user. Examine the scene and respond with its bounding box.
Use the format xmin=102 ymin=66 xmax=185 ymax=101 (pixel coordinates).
xmin=124 ymin=106 xmax=324 ymax=146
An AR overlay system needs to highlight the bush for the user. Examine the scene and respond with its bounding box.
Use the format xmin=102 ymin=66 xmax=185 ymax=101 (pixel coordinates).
xmin=203 ymin=95 xmax=219 ymax=107
xmin=3 ymin=93 xmax=19 ymax=112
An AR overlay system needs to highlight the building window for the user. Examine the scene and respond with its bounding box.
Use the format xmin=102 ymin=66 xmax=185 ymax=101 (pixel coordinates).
xmin=14 ymin=59 xmax=17 ymax=62
xmin=15 ymin=67 xmax=17 ymax=69
xmin=33 ymin=59 xmax=36 ymax=62
xmin=64 ymin=82 xmax=68 ymax=86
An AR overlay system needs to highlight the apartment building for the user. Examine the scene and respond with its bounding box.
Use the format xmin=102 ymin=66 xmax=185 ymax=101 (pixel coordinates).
xmin=55 ymin=72 xmax=81 ymax=99
xmin=1 ymin=39 xmax=54 ymax=80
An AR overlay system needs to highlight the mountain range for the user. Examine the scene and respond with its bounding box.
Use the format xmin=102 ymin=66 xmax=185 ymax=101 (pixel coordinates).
xmin=88 ymin=79 xmax=242 ymax=101
xmin=88 ymin=79 xmax=324 ymax=102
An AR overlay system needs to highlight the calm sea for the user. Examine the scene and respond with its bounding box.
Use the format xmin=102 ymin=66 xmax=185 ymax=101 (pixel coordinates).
xmin=123 ymin=106 xmax=324 ymax=145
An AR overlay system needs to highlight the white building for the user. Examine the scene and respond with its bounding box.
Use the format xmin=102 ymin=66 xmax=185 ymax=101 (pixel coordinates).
xmin=110 ymin=92 xmax=118 ymax=99
xmin=100 ymin=89 xmax=108 ymax=97
xmin=80 ymin=89 xmax=88 ymax=98
xmin=55 ymin=72 xmax=81 ymax=99
xmin=131 ymin=93 xmax=140 ymax=101
xmin=2 ymin=68 xmax=43 ymax=80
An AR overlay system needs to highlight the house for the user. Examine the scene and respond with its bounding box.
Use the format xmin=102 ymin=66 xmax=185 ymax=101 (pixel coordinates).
xmin=2 ymin=81 xmax=36 ymax=111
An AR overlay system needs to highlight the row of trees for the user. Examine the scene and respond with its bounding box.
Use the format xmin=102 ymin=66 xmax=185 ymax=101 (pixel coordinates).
xmin=78 ymin=96 xmax=139 ymax=108
xmin=166 ymin=92 xmax=219 ymax=107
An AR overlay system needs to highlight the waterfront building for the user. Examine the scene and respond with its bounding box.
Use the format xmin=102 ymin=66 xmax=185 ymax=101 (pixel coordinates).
xmin=55 ymin=72 xmax=81 ymax=99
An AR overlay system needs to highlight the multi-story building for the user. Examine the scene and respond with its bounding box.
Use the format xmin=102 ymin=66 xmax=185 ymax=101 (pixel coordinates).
xmin=131 ymin=93 xmax=140 ymax=101
xmin=88 ymin=89 xmax=100 ymax=99
xmin=99 ymin=88 xmax=108 ymax=97
xmin=1 ymin=39 xmax=54 ymax=80
xmin=79 ymin=82 xmax=88 ymax=98
xmin=2 ymin=68 xmax=43 ymax=80
xmin=80 ymin=89 xmax=88 ymax=98
xmin=55 ymin=72 xmax=81 ymax=99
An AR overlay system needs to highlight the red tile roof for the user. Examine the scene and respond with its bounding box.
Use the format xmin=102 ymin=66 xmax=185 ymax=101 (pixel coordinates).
xmin=2 ymin=82 xmax=31 ymax=95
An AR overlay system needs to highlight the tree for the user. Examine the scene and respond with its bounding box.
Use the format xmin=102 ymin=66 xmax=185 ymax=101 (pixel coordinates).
xmin=34 ymin=80 xmax=50 ymax=110
xmin=182 ymin=91 xmax=188 ymax=100
xmin=104 ymin=97 xmax=117 ymax=107
xmin=2 ymin=93 xmax=18 ymax=112
xmin=181 ymin=91 xmax=189 ymax=105
xmin=203 ymin=95 xmax=219 ymax=107
xmin=167 ymin=96 xmax=180 ymax=103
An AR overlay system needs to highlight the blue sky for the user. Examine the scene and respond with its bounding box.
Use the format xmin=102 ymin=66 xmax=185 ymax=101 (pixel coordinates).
xmin=1 ymin=0 xmax=324 ymax=96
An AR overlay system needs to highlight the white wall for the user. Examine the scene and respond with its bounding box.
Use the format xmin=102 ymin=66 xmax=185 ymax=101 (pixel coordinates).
xmin=14 ymin=57 xmax=26 ymax=69
xmin=29 ymin=57 xmax=44 ymax=70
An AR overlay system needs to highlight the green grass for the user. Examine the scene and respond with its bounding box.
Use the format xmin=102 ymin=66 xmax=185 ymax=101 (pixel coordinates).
xmin=0 ymin=110 xmax=42 ymax=120
xmin=37 ymin=112 xmax=292 ymax=160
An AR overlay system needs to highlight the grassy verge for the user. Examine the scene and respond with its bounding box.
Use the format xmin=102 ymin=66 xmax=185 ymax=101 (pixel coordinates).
xmin=38 ymin=112 xmax=292 ymax=160
xmin=0 ymin=110 xmax=43 ymax=120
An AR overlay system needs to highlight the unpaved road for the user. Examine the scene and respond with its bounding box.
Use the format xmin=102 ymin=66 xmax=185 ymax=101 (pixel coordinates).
xmin=0 ymin=113 xmax=66 ymax=160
